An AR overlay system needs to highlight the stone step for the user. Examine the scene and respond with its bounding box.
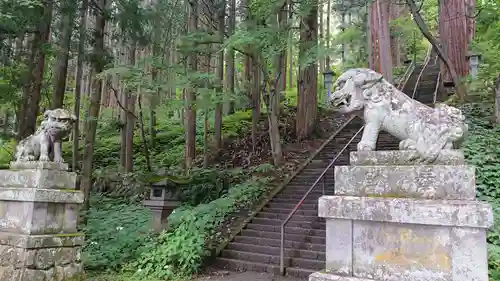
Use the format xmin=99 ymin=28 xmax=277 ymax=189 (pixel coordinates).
xmin=256 ymin=212 xmax=323 ymax=222
xmin=250 ymin=218 xmax=325 ymax=229
xmin=239 ymin=229 xmax=326 ymax=245
xmin=266 ymin=202 xmax=318 ymax=211
xmin=233 ymin=235 xmax=325 ymax=252
xmin=222 ymin=250 xmax=324 ymax=270
xmin=245 ymin=224 xmax=326 ymax=237
xmin=261 ymin=207 xmax=318 ymax=217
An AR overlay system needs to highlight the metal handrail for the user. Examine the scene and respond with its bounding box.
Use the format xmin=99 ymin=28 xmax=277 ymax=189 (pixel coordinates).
xmin=279 ymin=123 xmax=364 ymax=275
xmin=433 ymin=72 xmax=441 ymax=105
xmin=278 ymin=59 xmax=421 ymax=276
xmin=398 ymin=61 xmax=415 ymax=91
xmin=412 ymin=44 xmax=433 ymax=99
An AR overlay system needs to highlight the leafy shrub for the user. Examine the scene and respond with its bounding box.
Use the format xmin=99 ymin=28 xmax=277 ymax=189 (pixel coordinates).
xmin=82 ymin=195 xmax=153 ymax=270
xmin=128 ymin=176 xmax=271 ymax=279
xmin=461 ymin=103 xmax=500 ymax=279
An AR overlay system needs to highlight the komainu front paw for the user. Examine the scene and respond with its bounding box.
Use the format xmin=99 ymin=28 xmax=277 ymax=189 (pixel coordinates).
xmin=357 ymin=141 xmax=375 ymax=151
xmin=53 ymin=157 xmax=64 ymax=163
xmin=39 ymin=155 xmax=50 ymax=162
xmin=26 ymin=155 xmax=35 ymax=161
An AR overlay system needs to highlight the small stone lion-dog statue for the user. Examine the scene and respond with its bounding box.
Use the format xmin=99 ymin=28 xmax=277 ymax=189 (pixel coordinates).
xmin=14 ymin=108 xmax=77 ymax=163
xmin=328 ymin=68 xmax=468 ymax=164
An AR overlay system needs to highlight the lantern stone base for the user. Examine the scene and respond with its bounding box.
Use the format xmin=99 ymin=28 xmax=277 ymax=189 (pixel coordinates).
xmin=0 ymin=161 xmax=85 ymax=281
xmin=309 ymin=151 xmax=493 ymax=281
xmin=143 ymin=200 xmax=181 ymax=231
xmin=0 ymin=232 xmax=84 ymax=281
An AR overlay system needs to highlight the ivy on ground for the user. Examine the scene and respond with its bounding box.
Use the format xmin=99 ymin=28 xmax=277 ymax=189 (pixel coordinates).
xmin=461 ymin=103 xmax=500 ymax=280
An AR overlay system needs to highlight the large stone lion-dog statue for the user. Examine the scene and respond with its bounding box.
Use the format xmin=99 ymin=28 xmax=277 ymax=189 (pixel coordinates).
xmin=14 ymin=108 xmax=77 ymax=163
xmin=328 ymin=68 xmax=468 ymax=163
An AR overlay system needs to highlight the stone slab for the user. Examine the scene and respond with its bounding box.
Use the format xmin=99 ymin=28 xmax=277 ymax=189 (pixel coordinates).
xmin=309 ymin=272 xmax=375 ymax=281
xmin=326 ymin=219 xmax=352 ymax=274
xmin=0 ymin=197 xmax=81 ymax=234
xmin=349 ymin=150 xmax=465 ymax=166
xmin=0 ymin=188 xmax=83 ymax=203
xmin=450 ymin=227 xmax=489 ymax=281
xmin=0 ymin=169 xmax=76 ymax=189
xmin=318 ymin=196 xmax=493 ymax=228
xmin=9 ymin=162 xmax=69 ymax=171
xmin=334 ymin=165 xmax=475 ymax=200
xmin=352 ymin=221 xmax=452 ymax=281
xmin=0 ymin=231 xmax=84 ymax=249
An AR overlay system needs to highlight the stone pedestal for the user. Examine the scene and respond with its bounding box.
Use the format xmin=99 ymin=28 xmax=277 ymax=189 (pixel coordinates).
xmin=0 ymin=162 xmax=84 ymax=281
xmin=310 ymin=150 xmax=494 ymax=281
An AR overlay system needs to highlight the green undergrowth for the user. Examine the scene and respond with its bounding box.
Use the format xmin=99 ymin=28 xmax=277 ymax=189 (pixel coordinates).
xmin=81 ymin=195 xmax=153 ymax=270
xmin=461 ymin=103 xmax=500 ymax=280
xmin=125 ymin=176 xmax=271 ymax=280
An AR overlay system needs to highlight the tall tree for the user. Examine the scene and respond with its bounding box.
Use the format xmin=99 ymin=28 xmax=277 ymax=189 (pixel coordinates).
xmin=52 ymin=0 xmax=77 ymax=109
xmin=72 ymin=0 xmax=89 ymax=173
xmin=81 ymin=0 xmax=106 ymax=210
xmin=296 ymin=0 xmax=318 ymax=140
xmin=184 ymin=0 xmax=198 ymax=169
xmin=18 ymin=0 xmax=53 ymax=139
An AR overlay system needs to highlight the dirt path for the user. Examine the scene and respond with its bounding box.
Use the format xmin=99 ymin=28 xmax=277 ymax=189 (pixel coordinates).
xmin=193 ymin=270 xmax=305 ymax=281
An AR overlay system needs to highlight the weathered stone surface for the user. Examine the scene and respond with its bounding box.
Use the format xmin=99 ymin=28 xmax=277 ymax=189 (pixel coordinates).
xmin=9 ymin=162 xmax=68 ymax=172
xmin=349 ymin=150 xmax=465 ymax=166
xmin=450 ymin=227 xmax=489 ymax=281
xmin=334 ymin=165 xmax=475 ymax=200
xmin=352 ymin=221 xmax=452 ymax=281
xmin=325 ymin=219 xmax=352 ymax=275
xmin=318 ymin=196 xmax=493 ymax=228
xmin=0 ymin=169 xmax=76 ymax=189
xmin=309 ymin=272 xmax=374 ymax=281
xmin=0 ymin=263 xmax=83 ymax=281
xmin=0 ymin=188 xmax=83 ymax=203
xmin=0 ymin=232 xmax=84 ymax=248
xmin=0 ymin=199 xmax=81 ymax=234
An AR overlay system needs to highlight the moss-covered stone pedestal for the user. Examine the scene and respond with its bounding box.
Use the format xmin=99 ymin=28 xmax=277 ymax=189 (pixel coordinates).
xmin=310 ymin=150 xmax=494 ymax=281
xmin=0 ymin=162 xmax=84 ymax=281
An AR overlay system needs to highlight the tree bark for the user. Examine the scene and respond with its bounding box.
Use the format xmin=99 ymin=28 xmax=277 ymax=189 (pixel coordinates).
xmin=184 ymin=0 xmax=198 ymax=170
xmin=72 ymin=0 xmax=88 ymax=174
xmin=223 ymin=0 xmax=236 ymax=115
xmin=325 ymin=0 xmax=330 ymax=69
xmin=439 ymin=0 xmax=469 ymax=83
xmin=495 ymin=74 xmax=500 ymax=124
xmin=214 ymin=0 xmax=225 ymax=150
xmin=52 ymin=0 xmax=77 ymax=109
xmin=125 ymin=45 xmax=136 ymax=173
xmin=18 ymin=0 xmax=53 ymax=140
xmin=406 ymin=0 xmax=467 ymax=102
xmin=296 ymin=0 xmax=318 ymax=140
xmin=81 ymin=0 xmax=106 ymax=212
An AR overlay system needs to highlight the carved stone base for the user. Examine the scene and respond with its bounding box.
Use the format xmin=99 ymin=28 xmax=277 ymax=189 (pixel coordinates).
xmin=309 ymin=272 xmax=374 ymax=281
xmin=318 ymin=150 xmax=493 ymax=281
xmin=0 ymin=163 xmax=85 ymax=281
xmin=0 ymin=232 xmax=83 ymax=281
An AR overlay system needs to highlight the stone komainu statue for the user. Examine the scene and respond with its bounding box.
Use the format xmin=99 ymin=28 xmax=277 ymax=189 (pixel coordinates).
xmin=328 ymin=68 xmax=468 ymax=163
xmin=14 ymin=108 xmax=77 ymax=163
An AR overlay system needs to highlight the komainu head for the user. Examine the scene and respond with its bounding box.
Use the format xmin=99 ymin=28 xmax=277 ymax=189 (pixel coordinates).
xmin=40 ymin=109 xmax=77 ymax=138
xmin=328 ymin=68 xmax=385 ymax=113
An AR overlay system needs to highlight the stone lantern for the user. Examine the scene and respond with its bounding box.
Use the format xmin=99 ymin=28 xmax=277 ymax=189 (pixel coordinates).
xmin=466 ymin=52 xmax=481 ymax=80
xmin=323 ymin=69 xmax=336 ymax=104
xmin=143 ymin=178 xmax=182 ymax=231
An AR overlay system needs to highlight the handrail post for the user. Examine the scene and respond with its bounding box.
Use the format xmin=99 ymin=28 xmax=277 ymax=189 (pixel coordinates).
xmin=322 ymin=175 xmax=325 ymax=195
xmin=280 ymin=225 xmax=285 ymax=275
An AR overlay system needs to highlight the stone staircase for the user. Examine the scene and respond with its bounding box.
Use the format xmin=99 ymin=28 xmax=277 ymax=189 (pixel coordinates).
xmin=213 ymin=63 xmax=440 ymax=278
